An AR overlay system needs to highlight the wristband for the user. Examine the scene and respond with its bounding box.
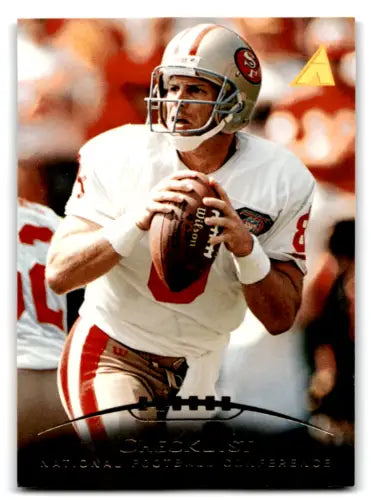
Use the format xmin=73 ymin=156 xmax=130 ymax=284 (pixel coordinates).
xmin=102 ymin=214 xmax=145 ymax=258
xmin=233 ymin=235 xmax=271 ymax=285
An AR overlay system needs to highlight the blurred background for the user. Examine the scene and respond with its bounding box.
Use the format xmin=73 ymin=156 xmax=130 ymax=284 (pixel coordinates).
xmin=17 ymin=17 xmax=355 ymax=448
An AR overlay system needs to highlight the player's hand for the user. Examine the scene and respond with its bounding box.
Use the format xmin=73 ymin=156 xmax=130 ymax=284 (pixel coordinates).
xmin=136 ymin=171 xmax=208 ymax=231
xmin=203 ymin=178 xmax=254 ymax=257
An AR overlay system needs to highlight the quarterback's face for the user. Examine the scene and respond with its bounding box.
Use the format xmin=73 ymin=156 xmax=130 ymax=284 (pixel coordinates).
xmin=164 ymin=75 xmax=219 ymax=133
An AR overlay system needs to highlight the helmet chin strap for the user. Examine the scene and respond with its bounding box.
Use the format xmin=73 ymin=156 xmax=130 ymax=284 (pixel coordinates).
xmin=164 ymin=119 xmax=226 ymax=152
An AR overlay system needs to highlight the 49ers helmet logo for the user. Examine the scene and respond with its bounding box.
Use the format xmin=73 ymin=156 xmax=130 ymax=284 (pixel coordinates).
xmin=234 ymin=48 xmax=262 ymax=84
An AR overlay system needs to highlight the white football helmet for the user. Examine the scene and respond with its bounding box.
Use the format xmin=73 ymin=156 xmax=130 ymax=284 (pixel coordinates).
xmin=145 ymin=23 xmax=262 ymax=151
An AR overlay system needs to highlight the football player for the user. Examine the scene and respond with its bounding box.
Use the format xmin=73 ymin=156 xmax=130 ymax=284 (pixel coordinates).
xmin=17 ymin=22 xmax=91 ymax=447
xmin=17 ymin=189 xmax=68 ymax=448
xmin=46 ymin=24 xmax=315 ymax=441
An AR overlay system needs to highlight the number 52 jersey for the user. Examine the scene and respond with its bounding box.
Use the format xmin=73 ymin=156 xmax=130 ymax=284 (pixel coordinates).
xmin=17 ymin=199 xmax=67 ymax=369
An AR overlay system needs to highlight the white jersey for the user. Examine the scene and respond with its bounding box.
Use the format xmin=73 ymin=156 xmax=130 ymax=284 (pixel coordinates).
xmin=65 ymin=124 xmax=315 ymax=359
xmin=17 ymin=199 xmax=67 ymax=369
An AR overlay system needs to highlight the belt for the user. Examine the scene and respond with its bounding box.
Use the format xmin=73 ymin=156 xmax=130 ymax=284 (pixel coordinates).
xmin=124 ymin=344 xmax=188 ymax=390
xmin=122 ymin=343 xmax=187 ymax=372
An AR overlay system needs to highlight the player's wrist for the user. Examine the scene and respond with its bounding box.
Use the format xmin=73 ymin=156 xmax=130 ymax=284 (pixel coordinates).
xmin=233 ymin=236 xmax=254 ymax=258
xmin=102 ymin=214 xmax=146 ymax=258
xmin=232 ymin=234 xmax=271 ymax=285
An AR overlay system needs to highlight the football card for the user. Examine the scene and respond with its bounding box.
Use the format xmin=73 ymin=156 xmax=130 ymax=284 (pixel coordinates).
xmin=16 ymin=15 xmax=356 ymax=492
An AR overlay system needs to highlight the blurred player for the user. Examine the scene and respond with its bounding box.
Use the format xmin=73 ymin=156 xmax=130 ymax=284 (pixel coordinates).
xmin=46 ymin=24 xmax=315 ymax=442
xmin=17 ymin=20 xmax=101 ymax=446
xmin=302 ymin=219 xmax=355 ymax=445
xmin=17 ymin=194 xmax=68 ymax=448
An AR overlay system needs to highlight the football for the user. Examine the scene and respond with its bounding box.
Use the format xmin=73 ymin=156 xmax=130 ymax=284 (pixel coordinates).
xmin=149 ymin=176 xmax=223 ymax=292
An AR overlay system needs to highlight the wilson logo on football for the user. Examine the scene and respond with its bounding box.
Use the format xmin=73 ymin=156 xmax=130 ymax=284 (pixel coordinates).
xmin=234 ymin=48 xmax=262 ymax=84
xmin=189 ymin=207 xmax=207 ymax=248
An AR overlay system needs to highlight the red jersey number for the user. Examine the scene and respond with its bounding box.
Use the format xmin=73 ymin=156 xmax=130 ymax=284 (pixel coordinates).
xmin=292 ymin=213 xmax=310 ymax=254
xmin=74 ymin=157 xmax=86 ymax=199
xmin=18 ymin=224 xmax=64 ymax=330
xmin=147 ymin=264 xmax=210 ymax=304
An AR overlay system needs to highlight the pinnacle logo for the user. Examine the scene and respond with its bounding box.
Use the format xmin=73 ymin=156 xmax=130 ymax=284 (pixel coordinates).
xmin=290 ymin=45 xmax=335 ymax=87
